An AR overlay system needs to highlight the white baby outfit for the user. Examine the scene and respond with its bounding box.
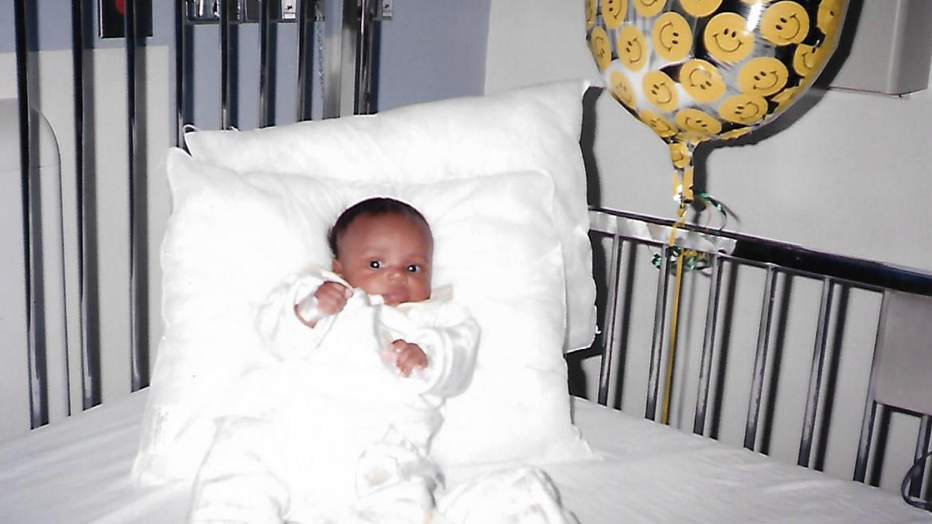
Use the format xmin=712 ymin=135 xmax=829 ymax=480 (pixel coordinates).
xmin=188 ymin=269 xmax=480 ymax=524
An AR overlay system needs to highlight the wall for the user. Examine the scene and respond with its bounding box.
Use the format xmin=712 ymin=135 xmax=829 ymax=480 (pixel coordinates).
xmin=486 ymin=0 xmax=932 ymax=273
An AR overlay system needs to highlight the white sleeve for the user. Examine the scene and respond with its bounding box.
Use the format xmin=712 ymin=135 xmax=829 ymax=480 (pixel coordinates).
xmin=406 ymin=302 xmax=480 ymax=399
xmin=254 ymin=271 xmax=337 ymax=360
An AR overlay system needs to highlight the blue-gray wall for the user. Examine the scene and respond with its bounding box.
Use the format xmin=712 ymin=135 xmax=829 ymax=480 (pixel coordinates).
xmin=1 ymin=1 xmax=491 ymax=127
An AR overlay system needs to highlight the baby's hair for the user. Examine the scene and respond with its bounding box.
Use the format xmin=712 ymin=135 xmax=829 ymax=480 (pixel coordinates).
xmin=328 ymin=197 xmax=432 ymax=258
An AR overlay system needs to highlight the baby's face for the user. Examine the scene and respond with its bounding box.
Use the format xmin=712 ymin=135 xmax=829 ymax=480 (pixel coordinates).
xmin=332 ymin=213 xmax=432 ymax=306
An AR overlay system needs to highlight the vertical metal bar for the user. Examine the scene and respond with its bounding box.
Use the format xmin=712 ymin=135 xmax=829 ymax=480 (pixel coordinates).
xmin=124 ymin=0 xmax=145 ymax=392
xmin=258 ymin=0 xmax=271 ymax=127
xmin=854 ymin=295 xmax=887 ymax=483
xmin=220 ymin=0 xmax=232 ymax=129
xmin=597 ymin=235 xmax=623 ymax=406
xmin=296 ymin=0 xmax=310 ymax=120
xmin=71 ymin=0 xmax=87 ymax=412
xmin=908 ymin=416 xmax=931 ymax=498
xmin=744 ymin=265 xmax=778 ymax=451
xmin=175 ymin=0 xmax=187 ymax=146
xmin=354 ymin=0 xmax=373 ymax=114
xmin=645 ymin=247 xmax=671 ymax=421
xmin=693 ymin=254 xmax=722 ymax=435
xmin=798 ymin=278 xmax=834 ymax=467
xmin=14 ymin=0 xmax=45 ymax=429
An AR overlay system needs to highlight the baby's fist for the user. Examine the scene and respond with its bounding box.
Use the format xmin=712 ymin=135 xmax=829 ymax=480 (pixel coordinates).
xmin=387 ymin=340 xmax=427 ymax=377
xmin=314 ymin=281 xmax=352 ymax=316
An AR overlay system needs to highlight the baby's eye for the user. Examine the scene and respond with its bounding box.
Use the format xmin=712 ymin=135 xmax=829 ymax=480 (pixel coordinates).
xmin=406 ymin=264 xmax=420 ymax=273
xmin=369 ymin=260 xmax=382 ymax=269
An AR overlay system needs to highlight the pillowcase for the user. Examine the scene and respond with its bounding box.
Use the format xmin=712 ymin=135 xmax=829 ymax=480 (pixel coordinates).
xmin=132 ymin=149 xmax=591 ymax=484
xmin=183 ymin=81 xmax=597 ymax=351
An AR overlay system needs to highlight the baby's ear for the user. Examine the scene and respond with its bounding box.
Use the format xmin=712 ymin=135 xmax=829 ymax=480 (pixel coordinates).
xmin=331 ymin=259 xmax=343 ymax=275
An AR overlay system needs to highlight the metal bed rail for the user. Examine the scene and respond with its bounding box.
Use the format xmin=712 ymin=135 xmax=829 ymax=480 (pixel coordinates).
xmin=586 ymin=207 xmax=932 ymax=502
xmin=9 ymin=0 xmax=383 ymax=440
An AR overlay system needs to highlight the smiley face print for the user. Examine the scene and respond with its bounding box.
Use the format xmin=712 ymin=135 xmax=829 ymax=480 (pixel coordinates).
xmin=633 ymin=0 xmax=666 ymax=17
xmin=586 ymin=0 xmax=597 ymax=29
xmin=718 ymin=126 xmax=753 ymax=140
xmin=704 ymin=12 xmax=755 ymax=63
xmin=609 ymin=70 xmax=637 ymax=109
xmin=793 ymin=43 xmax=828 ymax=77
xmin=602 ymin=0 xmax=628 ymax=30
xmin=681 ymin=59 xmax=726 ymax=103
xmin=590 ymin=26 xmax=613 ymax=71
xmin=738 ymin=57 xmax=789 ymax=97
xmin=669 ymin=142 xmax=690 ymax=169
xmin=617 ymin=25 xmax=649 ymax=71
xmin=652 ymin=12 xmax=693 ymax=63
xmin=643 ymin=70 xmax=679 ymax=112
xmin=771 ymin=86 xmax=801 ymax=114
xmin=718 ymin=93 xmax=769 ymax=125
xmin=638 ymin=109 xmax=678 ymax=138
xmin=679 ymin=0 xmax=723 ymax=18
xmin=760 ymin=1 xmax=810 ymax=46
xmin=817 ymin=0 xmax=845 ymax=37
xmin=675 ymin=108 xmax=723 ymax=140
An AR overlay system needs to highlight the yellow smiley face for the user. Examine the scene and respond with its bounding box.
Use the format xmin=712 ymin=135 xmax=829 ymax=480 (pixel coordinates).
xmin=679 ymin=0 xmax=723 ymax=18
xmin=617 ymin=25 xmax=649 ymax=71
xmin=718 ymin=126 xmax=753 ymax=140
xmin=652 ymin=12 xmax=693 ymax=62
xmin=704 ymin=12 xmax=755 ymax=63
xmin=609 ymin=70 xmax=637 ymax=109
xmin=718 ymin=93 xmax=770 ymax=125
xmin=760 ymin=1 xmax=811 ymax=46
xmin=589 ymin=26 xmax=613 ymax=71
xmin=793 ymin=43 xmax=828 ymax=77
xmin=638 ymin=109 xmax=678 ymax=138
xmin=737 ymin=57 xmax=789 ymax=96
xmin=633 ymin=0 xmax=666 ymax=17
xmin=643 ymin=70 xmax=679 ymax=112
xmin=675 ymin=108 xmax=723 ymax=139
xmin=817 ymin=0 xmax=844 ymax=37
xmin=681 ymin=59 xmax=726 ymax=103
xmin=602 ymin=0 xmax=628 ymax=30
xmin=586 ymin=0 xmax=597 ymax=29
xmin=771 ymin=86 xmax=801 ymax=114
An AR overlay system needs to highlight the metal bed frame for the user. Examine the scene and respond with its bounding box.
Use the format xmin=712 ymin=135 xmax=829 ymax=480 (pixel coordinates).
xmin=7 ymin=0 xmax=931 ymax=510
xmin=585 ymin=207 xmax=932 ymax=506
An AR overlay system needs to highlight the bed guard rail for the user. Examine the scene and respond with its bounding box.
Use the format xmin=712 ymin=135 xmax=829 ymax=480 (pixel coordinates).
xmin=585 ymin=207 xmax=932 ymax=503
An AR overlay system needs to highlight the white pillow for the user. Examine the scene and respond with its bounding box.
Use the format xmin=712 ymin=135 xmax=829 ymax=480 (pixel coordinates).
xmin=132 ymin=149 xmax=591 ymax=484
xmin=184 ymin=81 xmax=597 ymax=351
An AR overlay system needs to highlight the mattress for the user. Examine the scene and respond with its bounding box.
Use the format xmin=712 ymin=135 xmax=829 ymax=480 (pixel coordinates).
xmin=1 ymin=391 xmax=929 ymax=524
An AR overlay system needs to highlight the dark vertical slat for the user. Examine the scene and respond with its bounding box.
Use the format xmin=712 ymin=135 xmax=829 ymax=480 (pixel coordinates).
xmin=744 ymin=265 xmax=778 ymax=450
xmin=354 ymin=0 xmax=373 ymax=114
xmin=645 ymin=247 xmax=671 ymax=421
xmin=258 ymin=0 xmax=271 ymax=127
xmin=124 ymin=0 xmax=146 ymax=392
xmin=220 ymin=0 xmax=232 ymax=129
xmin=597 ymin=235 xmax=623 ymax=406
xmin=296 ymin=0 xmax=311 ymax=121
xmin=175 ymin=0 xmax=187 ymax=146
xmin=909 ymin=416 xmax=932 ymax=498
xmin=14 ymin=0 xmax=46 ymax=430
xmin=71 ymin=0 xmax=87 ymax=413
xmin=854 ymin=294 xmax=888 ymax=483
xmin=693 ymin=254 xmax=722 ymax=435
xmin=798 ymin=278 xmax=834 ymax=467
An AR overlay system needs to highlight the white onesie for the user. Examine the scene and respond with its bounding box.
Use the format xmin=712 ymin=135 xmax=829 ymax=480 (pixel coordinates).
xmin=188 ymin=269 xmax=480 ymax=524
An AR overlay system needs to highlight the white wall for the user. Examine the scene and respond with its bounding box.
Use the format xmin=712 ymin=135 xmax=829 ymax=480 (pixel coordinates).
xmin=486 ymin=0 xmax=932 ymax=273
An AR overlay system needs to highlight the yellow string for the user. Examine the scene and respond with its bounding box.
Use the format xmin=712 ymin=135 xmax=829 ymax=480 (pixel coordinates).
xmin=661 ymin=171 xmax=691 ymax=425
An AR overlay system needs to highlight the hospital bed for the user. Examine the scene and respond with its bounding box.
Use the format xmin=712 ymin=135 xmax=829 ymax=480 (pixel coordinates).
xmin=1 ymin=2 xmax=930 ymax=523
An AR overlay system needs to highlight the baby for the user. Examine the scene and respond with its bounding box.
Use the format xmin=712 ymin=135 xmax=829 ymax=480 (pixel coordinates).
xmin=188 ymin=198 xmax=481 ymax=524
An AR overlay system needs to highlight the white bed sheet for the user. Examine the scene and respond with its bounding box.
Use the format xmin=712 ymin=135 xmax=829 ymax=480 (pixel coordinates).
xmin=1 ymin=390 xmax=929 ymax=524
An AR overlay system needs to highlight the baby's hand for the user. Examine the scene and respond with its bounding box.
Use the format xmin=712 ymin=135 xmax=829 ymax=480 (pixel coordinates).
xmin=314 ymin=281 xmax=352 ymax=316
xmin=383 ymin=340 xmax=428 ymax=377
